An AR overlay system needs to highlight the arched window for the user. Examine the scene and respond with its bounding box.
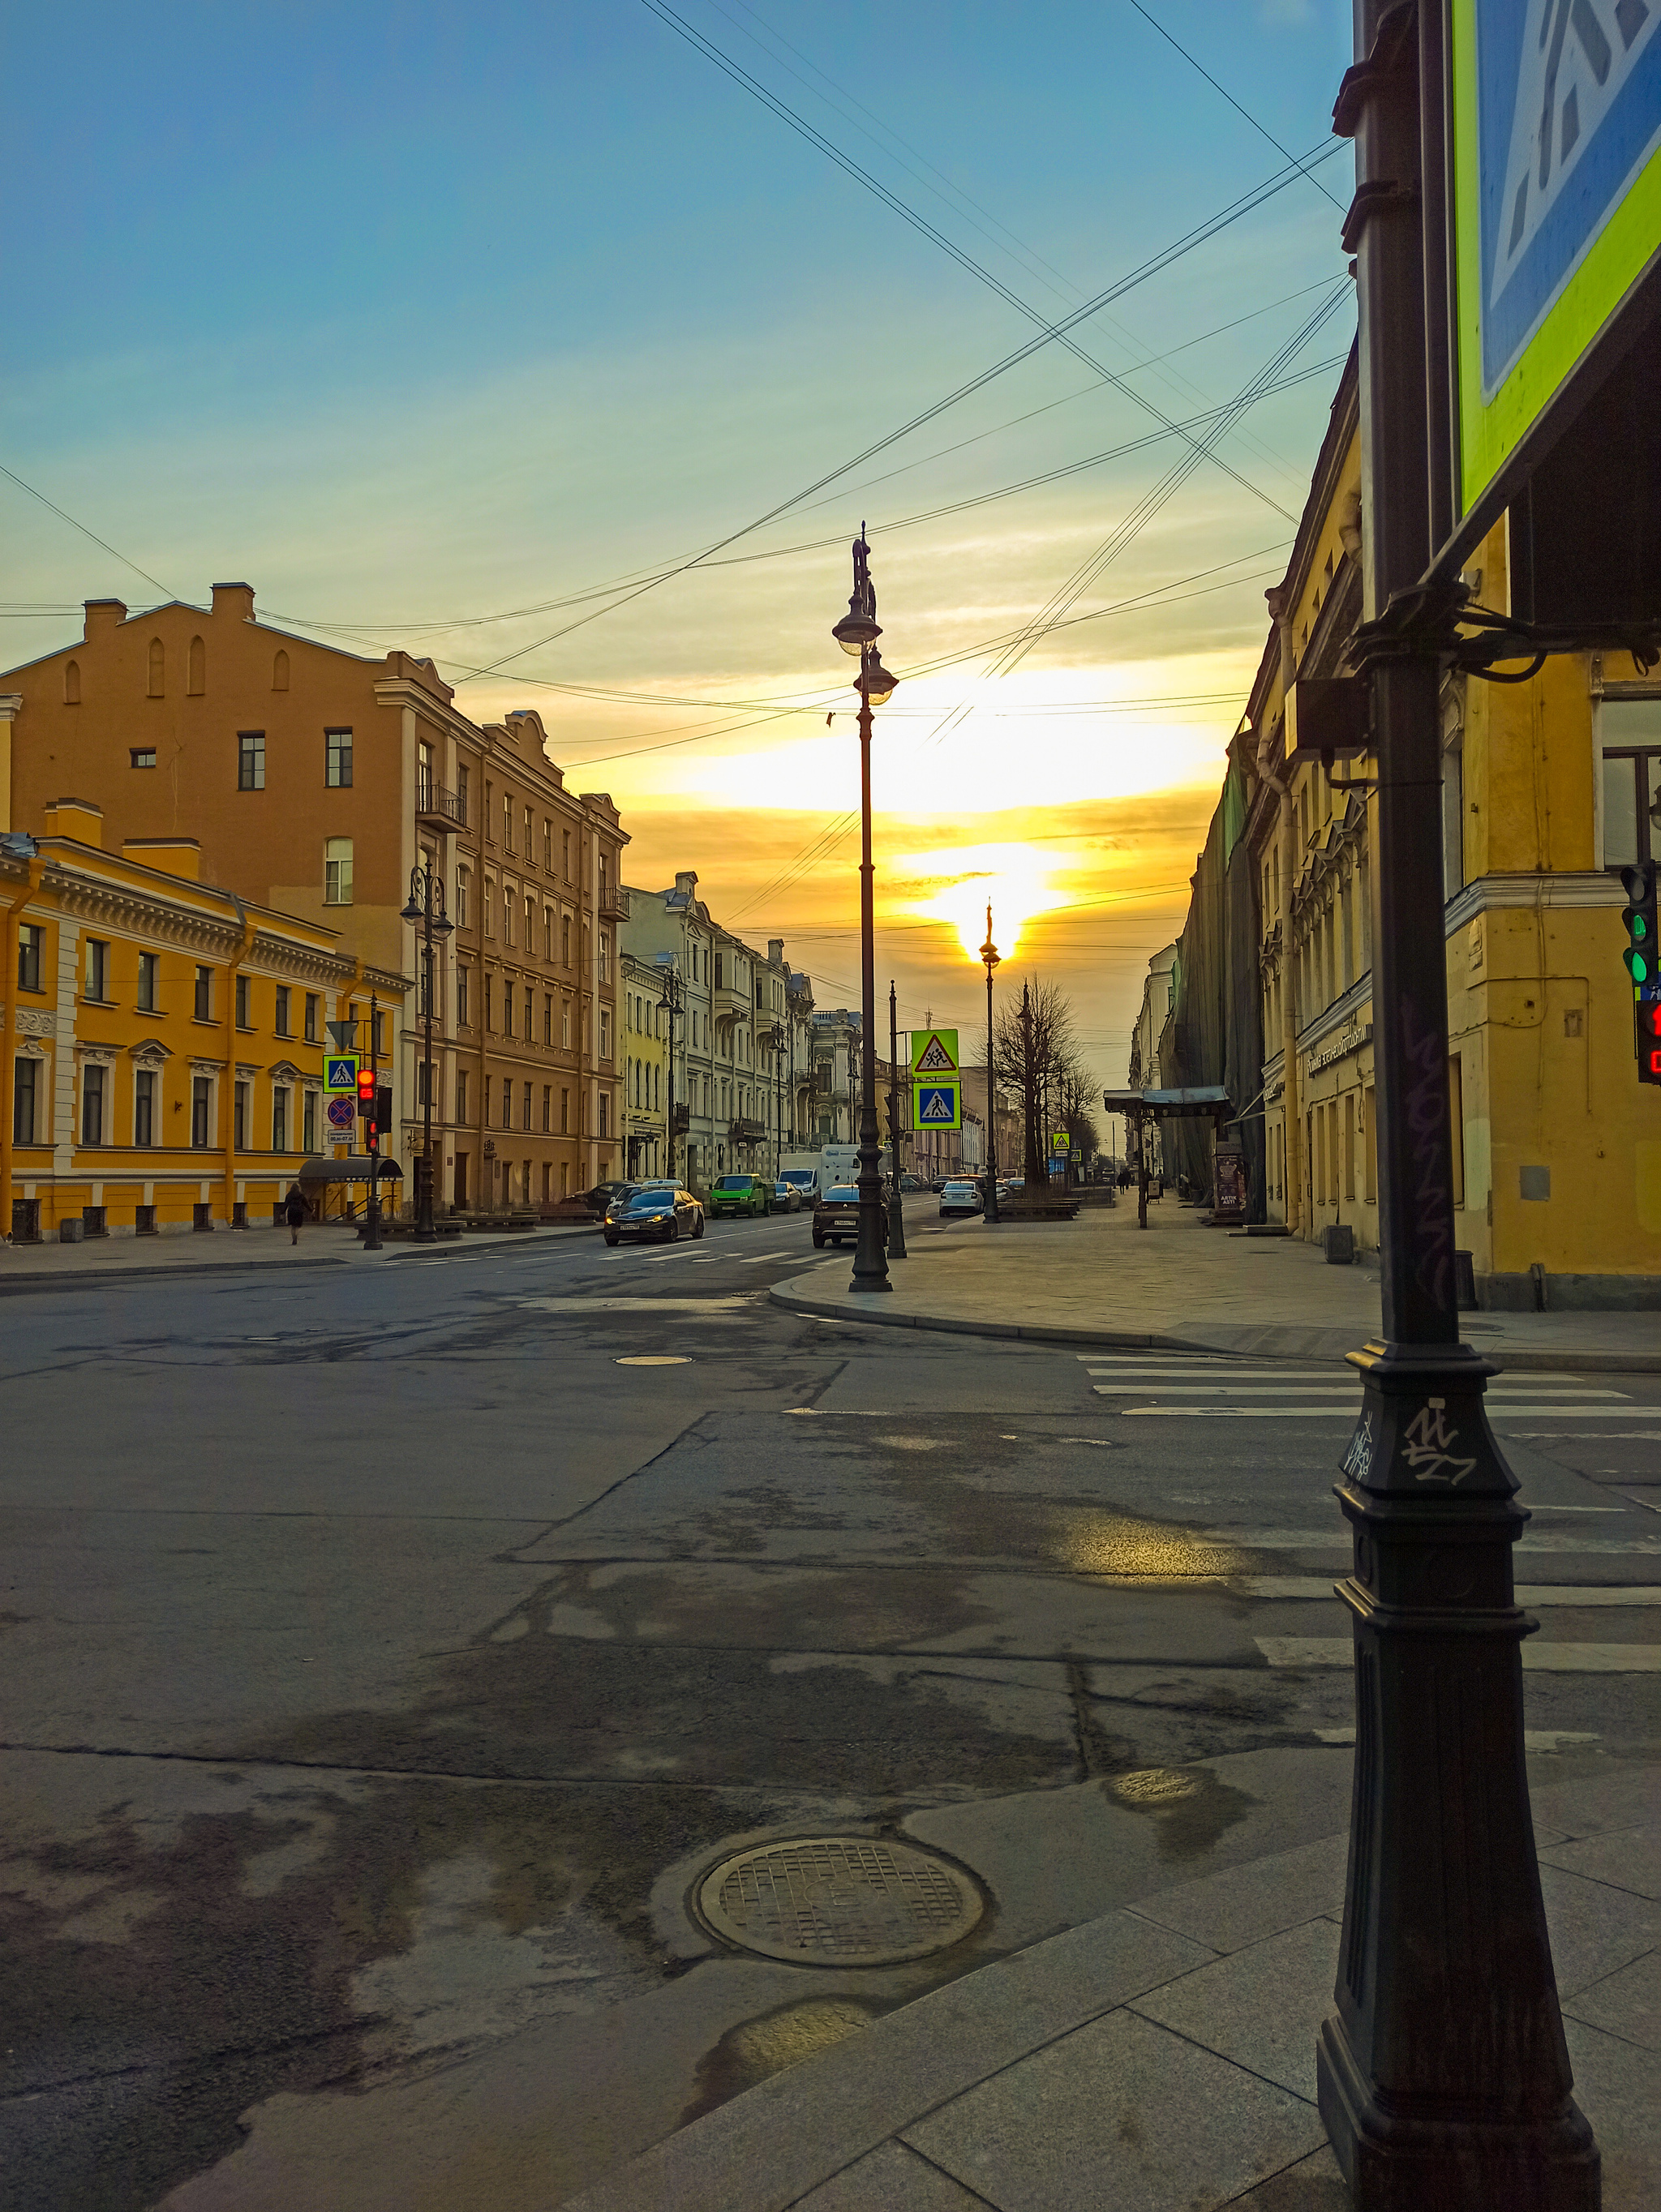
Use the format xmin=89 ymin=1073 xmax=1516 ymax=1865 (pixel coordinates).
xmin=64 ymin=659 xmax=81 ymax=705
xmin=148 ymin=639 xmax=165 ymax=697
xmin=187 ymin=636 xmax=205 ymax=695
xmin=273 ymin=649 xmax=290 ymax=691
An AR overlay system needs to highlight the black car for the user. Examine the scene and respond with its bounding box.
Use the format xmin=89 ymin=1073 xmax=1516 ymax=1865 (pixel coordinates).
xmin=813 ymin=1183 xmax=887 ymax=1249
xmin=590 ymin=1180 xmax=640 ymax=1219
xmin=603 ymin=1187 xmax=706 ymax=1245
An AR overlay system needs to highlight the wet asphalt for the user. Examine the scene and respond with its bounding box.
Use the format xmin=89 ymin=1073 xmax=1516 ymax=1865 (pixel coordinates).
xmin=1 ymin=1208 xmax=1656 ymax=2210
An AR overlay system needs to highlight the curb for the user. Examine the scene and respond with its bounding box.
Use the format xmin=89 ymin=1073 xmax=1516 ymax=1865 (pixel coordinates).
xmin=766 ymin=1281 xmax=1661 ymax=1373
xmin=0 ymin=1224 xmax=605 ymax=1299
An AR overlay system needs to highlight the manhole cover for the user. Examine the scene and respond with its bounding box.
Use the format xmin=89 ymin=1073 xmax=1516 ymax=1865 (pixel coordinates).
xmin=697 ymin=1837 xmax=982 ymax=1966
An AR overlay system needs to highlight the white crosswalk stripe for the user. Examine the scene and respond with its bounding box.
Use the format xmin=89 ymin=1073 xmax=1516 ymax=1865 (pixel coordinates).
xmin=1080 ymin=1355 xmax=1644 ymax=1425
xmin=1258 ymin=1636 xmax=1661 ymax=1673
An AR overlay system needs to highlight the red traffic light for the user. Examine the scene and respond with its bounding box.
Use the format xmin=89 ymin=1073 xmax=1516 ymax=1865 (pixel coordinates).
xmin=357 ymin=1066 xmax=377 ymax=1107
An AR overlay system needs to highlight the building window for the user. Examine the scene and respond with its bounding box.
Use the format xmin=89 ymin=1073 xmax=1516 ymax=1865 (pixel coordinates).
xmin=14 ymin=1056 xmax=37 ymax=1142
xmin=561 ymin=915 xmax=572 ymax=967
xmin=526 ymin=898 xmax=534 ymax=953
xmin=326 ymin=729 xmax=354 ymax=787
xmin=235 ymin=974 xmax=251 ymax=1029
xmin=504 ymin=984 xmax=513 ymax=1039
xmin=1599 ymin=697 xmax=1661 ymax=866
xmin=135 ymin=1069 xmax=156 ymax=1147
xmin=503 ymin=889 xmax=515 ymax=949
xmin=484 ymin=1076 xmax=492 ymax=1125
xmin=599 ymin=1091 xmax=609 ymax=1139
xmin=187 ymin=635 xmax=205 ymax=695
xmin=194 ymin=965 xmax=212 ymax=1021
xmin=84 ymin=938 xmax=109 ymax=1002
xmin=484 ymin=881 xmax=495 ymax=938
xmin=522 ymin=1081 xmax=532 ymax=1131
xmin=453 ymin=1068 xmax=468 ymax=1123
xmin=560 ymin=1087 xmax=570 ymax=1134
xmin=524 ymin=985 xmax=532 ymax=1039
xmin=502 ymin=1082 xmax=513 ymax=1130
xmin=238 ymin=731 xmax=265 ymax=790
xmin=303 ymin=992 xmax=319 ymax=1042
xmin=543 ymin=820 xmax=552 ymax=872
xmin=456 ymin=868 xmax=470 ymax=929
xmin=324 ymin=838 xmax=354 ymax=905
xmin=148 ymin=638 xmax=165 ymax=697
xmin=130 ymin=748 xmax=156 ymax=768
xmin=191 ymin=1076 xmax=211 ymax=1148
xmin=503 ymin=793 xmax=513 ymax=851
xmin=303 ymin=1090 xmax=316 ymax=1152
xmin=17 ymin=923 xmax=41 ymax=993
xmin=562 ymin=1000 xmax=571 ymax=1048
xmin=523 ymin=806 xmax=533 ymax=855
xmin=373 ymin=1010 xmax=387 ymax=1058
xmin=485 ymin=782 xmax=494 ymax=841
xmin=457 ymin=764 xmax=470 ymax=826
xmin=599 ymin=1007 xmax=611 ymax=1059
xmin=457 ymin=965 xmax=470 ymax=1027
xmin=274 ymin=985 xmax=290 ymax=1035
xmin=234 ymin=1081 xmax=248 ymax=1151
xmin=485 ymin=974 xmax=494 ymax=1031
xmin=542 ymin=1083 xmax=552 ymax=1133
xmin=562 ymin=830 xmax=571 ymax=879
xmin=599 ymin=932 xmax=610 ymax=984
xmin=81 ymin=1064 xmax=105 ymax=1146
xmin=543 ymin=991 xmax=553 ymax=1044
xmin=273 ymin=649 xmax=290 ymax=691
xmin=273 ymin=1085 xmax=289 ymax=1152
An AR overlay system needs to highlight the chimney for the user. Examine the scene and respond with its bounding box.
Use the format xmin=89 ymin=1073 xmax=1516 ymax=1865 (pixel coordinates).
xmin=675 ymin=869 xmax=698 ymax=895
xmin=84 ymin=599 xmax=127 ymax=641
xmin=211 ymin=581 xmax=255 ymax=622
xmin=43 ymin=798 xmax=104 ymax=847
xmin=768 ymin=938 xmax=783 ymax=966
xmin=122 ymin=837 xmax=202 ymax=881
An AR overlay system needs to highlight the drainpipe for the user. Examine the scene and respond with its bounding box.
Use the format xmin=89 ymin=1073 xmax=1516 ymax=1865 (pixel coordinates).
xmin=222 ymin=896 xmax=257 ymax=1228
xmin=1261 ymin=588 xmax=1303 ymax=1237
xmin=1 ymin=851 xmax=48 ymax=1240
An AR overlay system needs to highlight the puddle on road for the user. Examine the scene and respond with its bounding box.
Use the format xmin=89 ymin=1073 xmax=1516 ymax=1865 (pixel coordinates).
xmin=680 ymin=1995 xmax=886 ymax=2127
xmin=1045 ymin=1506 xmax=1251 ymax=1580
xmin=1103 ymin=1764 xmax=1255 ymax=1862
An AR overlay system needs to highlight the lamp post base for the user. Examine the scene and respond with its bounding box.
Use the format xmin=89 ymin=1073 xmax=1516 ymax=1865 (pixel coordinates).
xmin=413 ymin=1156 xmax=436 ymax=1243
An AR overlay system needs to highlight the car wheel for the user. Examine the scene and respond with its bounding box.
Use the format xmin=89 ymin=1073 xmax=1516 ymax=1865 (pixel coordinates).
xmin=668 ymin=1216 xmax=680 ymax=1240
xmin=693 ymin=1210 xmax=705 ymax=1238
xmin=603 ymin=1232 xmax=619 ymax=1246
xmin=812 ymin=1232 xmax=825 ymax=1248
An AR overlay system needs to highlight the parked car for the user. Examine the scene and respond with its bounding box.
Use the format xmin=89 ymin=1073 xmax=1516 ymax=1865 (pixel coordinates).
xmin=603 ymin=1187 xmax=705 ymax=1245
xmin=813 ymin=1183 xmax=882 ymax=1249
xmin=939 ymin=1180 xmax=984 ymax=1218
xmin=929 ymin=1176 xmax=952 ymax=1194
xmin=899 ymin=1174 xmax=923 ymax=1193
xmin=709 ymin=1172 xmax=773 ymax=1219
xmin=772 ymin=1180 xmax=803 ymax=1214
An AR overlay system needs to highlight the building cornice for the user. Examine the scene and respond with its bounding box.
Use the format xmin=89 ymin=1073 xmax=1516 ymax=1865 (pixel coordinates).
xmin=1443 ymin=870 xmax=1624 ymax=932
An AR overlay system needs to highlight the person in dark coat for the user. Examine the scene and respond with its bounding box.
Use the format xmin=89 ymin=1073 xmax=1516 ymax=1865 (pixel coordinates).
xmin=283 ymin=1183 xmax=308 ymax=1245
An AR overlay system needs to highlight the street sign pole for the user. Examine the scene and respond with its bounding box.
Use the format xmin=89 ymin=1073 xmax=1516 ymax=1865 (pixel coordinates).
xmin=363 ymin=991 xmax=382 ymax=1251
xmin=1318 ymin=9 xmax=1596 ymax=2204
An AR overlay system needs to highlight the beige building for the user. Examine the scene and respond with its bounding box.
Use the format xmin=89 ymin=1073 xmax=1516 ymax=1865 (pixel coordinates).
xmin=0 ymin=586 xmax=626 ymax=1215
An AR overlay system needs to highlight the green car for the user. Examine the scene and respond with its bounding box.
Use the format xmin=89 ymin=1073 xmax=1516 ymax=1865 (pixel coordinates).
xmin=709 ymin=1173 xmax=772 ymax=1218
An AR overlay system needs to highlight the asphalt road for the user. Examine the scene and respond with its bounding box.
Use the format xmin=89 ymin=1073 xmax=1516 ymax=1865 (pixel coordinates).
xmin=2 ymin=1208 xmax=1656 ymax=2210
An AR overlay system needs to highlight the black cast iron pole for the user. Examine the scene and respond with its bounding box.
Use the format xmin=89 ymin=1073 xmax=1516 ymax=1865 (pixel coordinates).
xmin=1316 ymin=8 xmax=1595 ymax=2205
xmin=886 ymin=981 xmax=907 ymax=1260
xmin=364 ymin=988 xmax=383 ymax=1250
xmin=981 ymin=902 xmax=1000 ymax=1223
xmin=851 ymin=649 xmax=890 ymax=1291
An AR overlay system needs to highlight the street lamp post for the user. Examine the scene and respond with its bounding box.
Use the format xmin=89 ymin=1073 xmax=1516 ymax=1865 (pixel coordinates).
xmin=658 ymin=965 xmax=684 ymax=1185
xmin=831 ymin=528 xmax=896 ymax=1295
xmin=400 ymin=864 xmax=455 ymax=1242
xmin=979 ymin=902 xmax=1000 ymax=1224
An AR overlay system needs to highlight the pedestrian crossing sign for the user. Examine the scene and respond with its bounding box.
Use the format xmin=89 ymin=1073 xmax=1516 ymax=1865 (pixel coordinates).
xmin=913 ymin=1081 xmax=961 ymax=1129
xmin=910 ymin=1028 xmax=959 ymax=1077
xmin=325 ymin=1055 xmax=358 ymax=1093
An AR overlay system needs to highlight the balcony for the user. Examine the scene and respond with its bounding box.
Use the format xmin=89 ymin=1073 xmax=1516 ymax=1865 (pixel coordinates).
xmin=729 ymin=1117 xmax=767 ymax=1142
xmin=599 ymin=885 xmax=629 ymax=923
xmin=670 ymin=1103 xmax=690 ymax=1134
xmin=416 ymin=782 xmax=467 ymax=834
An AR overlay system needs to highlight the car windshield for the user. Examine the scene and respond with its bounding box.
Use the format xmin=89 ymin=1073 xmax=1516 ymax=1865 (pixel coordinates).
xmin=825 ymin=1185 xmax=858 ymax=1202
xmin=714 ymin=1177 xmax=749 ymax=1190
xmin=625 ymin=1195 xmax=673 ymax=1214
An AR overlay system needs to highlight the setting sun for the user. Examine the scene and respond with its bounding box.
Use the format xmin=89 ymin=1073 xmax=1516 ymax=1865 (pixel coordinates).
xmin=904 ymin=846 xmax=1059 ymax=964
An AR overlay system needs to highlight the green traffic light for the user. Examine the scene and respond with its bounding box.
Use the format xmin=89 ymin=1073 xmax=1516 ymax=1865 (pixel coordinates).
xmin=1636 ymin=914 xmax=1651 ymax=941
xmin=1630 ymin=952 xmax=1651 ymax=984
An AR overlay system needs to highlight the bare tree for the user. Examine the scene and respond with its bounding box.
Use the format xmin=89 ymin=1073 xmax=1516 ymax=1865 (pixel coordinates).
xmin=972 ymin=979 xmax=1090 ymax=1184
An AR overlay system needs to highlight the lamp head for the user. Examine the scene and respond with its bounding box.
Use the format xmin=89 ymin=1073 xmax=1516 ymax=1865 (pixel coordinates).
xmin=432 ymin=911 xmax=455 ymax=941
xmin=856 ymin=651 xmax=898 ymax=706
xmin=833 ymin=598 xmax=881 ymax=656
xmin=399 ymin=894 xmax=423 ymax=924
xmin=981 ymin=939 xmax=1000 ymax=971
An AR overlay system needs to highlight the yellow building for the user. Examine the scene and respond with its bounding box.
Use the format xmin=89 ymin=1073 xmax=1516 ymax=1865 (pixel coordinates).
xmin=1232 ymin=349 xmax=1661 ymax=1307
xmin=2 ymin=799 xmax=406 ymax=1241
xmin=620 ymin=950 xmax=669 ymax=1180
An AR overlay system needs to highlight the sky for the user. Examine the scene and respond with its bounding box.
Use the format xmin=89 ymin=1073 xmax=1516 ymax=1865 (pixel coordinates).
xmin=2 ymin=0 xmax=1359 ymax=1115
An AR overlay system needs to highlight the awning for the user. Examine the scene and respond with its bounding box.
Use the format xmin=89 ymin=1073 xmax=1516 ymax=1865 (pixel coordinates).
xmin=1102 ymin=1086 xmax=1234 ymax=1121
xmin=295 ymin=1156 xmax=405 ymax=1184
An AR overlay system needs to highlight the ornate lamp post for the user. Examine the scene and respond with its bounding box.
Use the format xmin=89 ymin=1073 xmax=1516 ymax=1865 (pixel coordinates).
xmin=658 ymin=964 xmax=685 ymax=1185
xmin=400 ymin=864 xmax=455 ymax=1241
xmin=979 ymin=902 xmax=1000 ymax=1224
xmin=830 ymin=527 xmax=897 ymax=1295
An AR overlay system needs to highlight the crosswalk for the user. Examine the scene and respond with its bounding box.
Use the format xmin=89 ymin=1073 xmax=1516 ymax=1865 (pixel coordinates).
xmin=1079 ymin=1354 xmax=1658 ymax=1430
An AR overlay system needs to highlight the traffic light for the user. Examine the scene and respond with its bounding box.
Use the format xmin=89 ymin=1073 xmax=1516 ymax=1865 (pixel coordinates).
xmin=1620 ymin=860 xmax=1657 ymax=988
xmin=376 ymin=1085 xmax=393 ymax=1134
xmin=1620 ymin=863 xmax=1661 ymax=1087
xmin=357 ymin=1065 xmax=377 ymax=1116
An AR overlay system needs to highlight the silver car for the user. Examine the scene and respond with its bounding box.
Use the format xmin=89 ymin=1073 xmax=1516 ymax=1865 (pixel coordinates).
xmin=939 ymin=1180 xmax=984 ymax=1218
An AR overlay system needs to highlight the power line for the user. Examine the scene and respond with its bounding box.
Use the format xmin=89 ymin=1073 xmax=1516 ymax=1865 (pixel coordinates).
xmin=0 ymin=464 xmax=178 ymax=603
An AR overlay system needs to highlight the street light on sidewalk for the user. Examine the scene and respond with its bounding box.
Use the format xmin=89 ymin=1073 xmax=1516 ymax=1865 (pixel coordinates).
xmin=658 ymin=965 xmax=685 ymax=1185
xmin=979 ymin=902 xmax=1000 ymax=1225
xmin=400 ymin=864 xmax=455 ymax=1242
xmin=830 ymin=526 xmax=897 ymax=1296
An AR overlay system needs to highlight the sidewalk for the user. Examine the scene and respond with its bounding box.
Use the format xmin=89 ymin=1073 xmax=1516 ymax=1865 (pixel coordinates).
xmin=770 ymin=1201 xmax=1661 ymax=1371
xmin=0 ymin=1219 xmax=601 ymax=1296
xmin=558 ymin=1761 xmax=1658 ymax=2212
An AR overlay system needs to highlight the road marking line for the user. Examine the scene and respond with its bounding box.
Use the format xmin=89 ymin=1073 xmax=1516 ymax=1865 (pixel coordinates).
xmin=1259 ymin=1636 xmax=1661 ymax=1672
xmin=738 ymin=1252 xmax=794 ymax=1263
xmin=1094 ymin=1384 xmax=1360 ymax=1396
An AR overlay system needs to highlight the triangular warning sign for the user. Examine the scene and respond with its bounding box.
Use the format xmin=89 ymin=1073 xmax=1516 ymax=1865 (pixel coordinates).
xmin=914 ymin=1034 xmax=955 ymax=1073
xmin=919 ymin=1089 xmax=954 ymax=1122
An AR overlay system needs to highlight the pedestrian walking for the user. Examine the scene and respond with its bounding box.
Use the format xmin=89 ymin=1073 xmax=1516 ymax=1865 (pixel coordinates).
xmin=283 ymin=1183 xmax=307 ymax=1245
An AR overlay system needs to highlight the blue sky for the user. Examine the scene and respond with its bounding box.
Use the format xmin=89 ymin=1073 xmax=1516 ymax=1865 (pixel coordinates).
xmin=4 ymin=0 xmax=1358 ymax=1069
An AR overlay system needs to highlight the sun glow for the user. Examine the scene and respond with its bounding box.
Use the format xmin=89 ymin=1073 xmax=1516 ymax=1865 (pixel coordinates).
xmin=903 ymin=847 xmax=1058 ymax=964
